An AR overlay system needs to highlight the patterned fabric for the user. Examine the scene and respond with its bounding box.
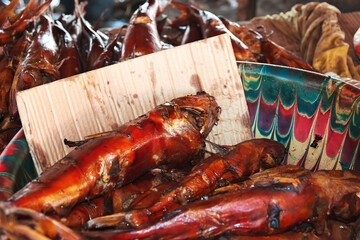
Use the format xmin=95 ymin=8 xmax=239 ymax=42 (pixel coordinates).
xmin=0 ymin=129 xmax=35 ymax=200
xmin=252 ymin=2 xmax=360 ymax=80
xmin=239 ymin=62 xmax=360 ymax=171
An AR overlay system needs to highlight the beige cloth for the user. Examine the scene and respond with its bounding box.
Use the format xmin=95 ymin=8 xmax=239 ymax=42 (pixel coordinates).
xmin=252 ymin=2 xmax=360 ymax=80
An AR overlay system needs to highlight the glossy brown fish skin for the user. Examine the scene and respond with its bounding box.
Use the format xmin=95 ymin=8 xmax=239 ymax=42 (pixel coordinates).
xmin=54 ymin=20 xmax=82 ymax=79
xmin=8 ymin=93 xmax=219 ymax=216
xmin=87 ymin=138 xmax=285 ymax=229
xmin=120 ymin=0 xmax=171 ymax=60
xmin=0 ymin=204 xmax=83 ymax=240
xmin=49 ymin=169 xmax=185 ymax=229
xmin=0 ymin=0 xmax=20 ymax=27
xmin=244 ymin=165 xmax=360 ymax=216
xmin=219 ymin=16 xmax=314 ymax=71
xmin=167 ymin=2 xmax=202 ymax=45
xmin=57 ymin=1 xmax=85 ymax=47
xmin=170 ymin=1 xmax=256 ymax=62
xmin=309 ymin=170 xmax=360 ymax=224
xmin=83 ymin=183 xmax=318 ymax=240
xmin=224 ymin=219 xmax=355 ymax=240
xmin=219 ymin=165 xmax=360 ymax=234
xmin=0 ymin=0 xmax=51 ymax=45
xmin=57 ymin=0 xmax=108 ymax=72
xmin=77 ymin=11 xmax=106 ymax=71
xmin=219 ymin=17 xmax=263 ymax=59
xmin=0 ymin=58 xmax=14 ymax=117
xmin=169 ymin=2 xmax=313 ymax=71
xmin=259 ymin=36 xmax=315 ymax=71
xmin=9 ymin=13 xmax=60 ymax=118
xmin=84 ymin=165 xmax=360 ymax=239
xmin=0 ymin=116 xmax=22 ymax=153
xmin=91 ymin=32 xmax=123 ymax=70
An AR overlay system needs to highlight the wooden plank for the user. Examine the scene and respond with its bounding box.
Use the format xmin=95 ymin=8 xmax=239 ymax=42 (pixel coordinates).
xmin=16 ymin=34 xmax=253 ymax=174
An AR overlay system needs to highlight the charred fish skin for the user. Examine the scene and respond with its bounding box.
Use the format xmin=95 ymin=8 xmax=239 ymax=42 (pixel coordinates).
xmin=47 ymin=168 xmax=186 ymax=229
xmin=81 ymin=182 xmax=318 ymax=240
xmin=83 ymin=166 xmax=360 ymax=240
xmin=7 ymin=92 xmax=219 ymax=216
xmin=86 ymin=138 xmax=285 ymax=230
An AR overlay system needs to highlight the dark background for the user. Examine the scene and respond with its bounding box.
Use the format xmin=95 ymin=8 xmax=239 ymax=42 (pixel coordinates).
xmin=4 ymin=1 xmax=359 ymax=25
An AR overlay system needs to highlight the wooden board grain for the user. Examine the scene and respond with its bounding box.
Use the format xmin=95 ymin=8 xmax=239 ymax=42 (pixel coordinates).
xmin=16 ymin=34 xmax=253 ymax=174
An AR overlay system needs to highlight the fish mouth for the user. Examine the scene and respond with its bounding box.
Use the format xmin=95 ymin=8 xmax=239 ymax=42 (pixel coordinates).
xmin=171 ymin=92 xmax=220 ymax=138
xmin=259 ymin=140 xmax=286 ymax=169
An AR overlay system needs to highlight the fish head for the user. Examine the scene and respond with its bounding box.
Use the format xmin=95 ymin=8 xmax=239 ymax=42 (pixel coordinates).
xmin=171 ymin=92 xmax=220 ymax=138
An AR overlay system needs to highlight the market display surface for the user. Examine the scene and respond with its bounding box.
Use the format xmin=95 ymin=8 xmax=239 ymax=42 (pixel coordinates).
xmin=0 ymin=0 xmax=359 ymax=239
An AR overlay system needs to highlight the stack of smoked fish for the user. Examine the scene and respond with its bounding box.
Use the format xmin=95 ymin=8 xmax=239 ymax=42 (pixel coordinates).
xmin=0 ymin=0 xmax=315 ymax=153
xmin=0 ymin=92 xmax=359 ymax=239
xmin=0 ymin=1 xmax=357 ymax=239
